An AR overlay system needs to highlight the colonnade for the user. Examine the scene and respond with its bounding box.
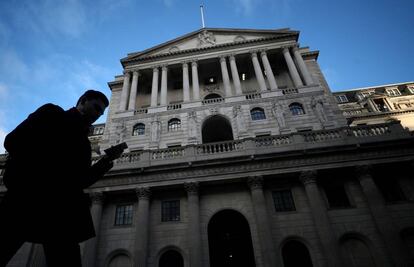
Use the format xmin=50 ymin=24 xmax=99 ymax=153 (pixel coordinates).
xmin=118 ymin=46 xmax=314 ymax=111
xmin=79 ymin=163 xmax=412 ymax=267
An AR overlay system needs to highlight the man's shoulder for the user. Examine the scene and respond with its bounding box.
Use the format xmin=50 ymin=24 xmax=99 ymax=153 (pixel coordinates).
xmin=36 ymin=103 xmax=64 ymax=113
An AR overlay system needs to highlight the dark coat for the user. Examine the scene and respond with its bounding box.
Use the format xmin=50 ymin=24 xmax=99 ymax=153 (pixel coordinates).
xmin=0 ymin=104 xmax=111 ymax=243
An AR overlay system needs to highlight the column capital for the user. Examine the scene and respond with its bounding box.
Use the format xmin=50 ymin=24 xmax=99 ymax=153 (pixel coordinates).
xmin=184 ymin=181 xmax=199 ymax=195
xmin=123 ymin=70 xmax=132 ymax=75
xmin=89 ymin=192 xmax=105 ymax=204
xmin=299 ymin=170 xmax=318 ymax=185
xmin=250 ymin=51 xmax=259 ymax=57
xmin=355 ymin=165 xmax=373 ymax=180
xmin=219 ymin=55 xmax=227 ymax=62
xmin=291 ymin=45 xmax=300 ymax=52
xmin=152 ymin=66 xmax=159 ymax=72
xmin=229 ymin=54 xmax=236 ymax=60
xmin=191 ymin=61 xmax=198 ymax=67
xmin=132 ymin=70 xmax=140 ymax=76
xmin=182 ymin=61 xmax=189 ymax=67
xmin=161 ymin=65 xmax=168 ymax=71
xmin=247 ymin=175 xmax=264 ymax=190
xmin=260 ymin=50 xmax=268 ymax=57
xmin=136 ymin=187 xmax=151 ymax=200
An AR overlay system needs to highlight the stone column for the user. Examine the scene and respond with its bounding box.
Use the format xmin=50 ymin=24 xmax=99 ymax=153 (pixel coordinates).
xmin=282 ymin=47 xmax=303 ymax=88
xmin=160 ymin=65 xmax=168 ymax=106
xmin=356 ymin=165 xmax=411 ymax=266
xmin=229 ymin=55 xmax=243 ymax=95
xmin=151 ymin=67 xmax=159 ymax=107
xmin=247 ymin=176 xmax=277 ymax=267
xmin=82 ymin=192 xmax=104 ymax=267
xmin=251 ymin=52 xmax=267 ymax=92
xmin=134 ymin=187 xmax=151 ymax=267
xmin=191 ymin=61 xmax=200 ymax=101
xmin=184 ymin=182 xmax=202 ymax=267
xmin=128 ymin=71 xmax=139 ymax=110
xmin=292 ymin=46 xmax=313 ymax=85
xmin=260 ymin=51 xmax=278 ymax=90
xmin=119 ymin=71 xmax=131 ymax=111
xmin=220 ymin=56 xmax=232 ymax=97
xmin=299 ymin=171 xmax=343 ymax=267
xmin=182 ymin=62 xmax=190 ymax=102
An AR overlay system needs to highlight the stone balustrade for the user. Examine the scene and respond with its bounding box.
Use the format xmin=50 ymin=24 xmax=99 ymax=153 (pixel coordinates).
xmin=245 ymin=93 xmax=262 ymax=100
xmin=167 ymin=104 xmax=182 ymax=110
xmin=134 ymin=108 xmax=148 ymax=115
xmin=202 ymin=97 xmax=224 ymax=105
xmin=282 ymin=88 xmax=299 ymax=95
xmin=0 ymin=122 xmax=410 ymax=174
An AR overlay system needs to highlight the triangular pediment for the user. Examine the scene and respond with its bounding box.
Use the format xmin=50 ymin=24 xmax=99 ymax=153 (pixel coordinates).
xmin=123 ymin=28 xmax=298 ymax=63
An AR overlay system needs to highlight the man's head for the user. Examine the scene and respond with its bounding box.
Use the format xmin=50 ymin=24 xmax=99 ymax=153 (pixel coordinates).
xmin=76 ymin=90 xmax=109 ymax=125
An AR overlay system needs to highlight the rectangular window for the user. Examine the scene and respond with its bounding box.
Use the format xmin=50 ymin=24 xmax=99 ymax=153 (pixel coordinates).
xmin=162 ymin=200 xmax=180 ymax=222
xmin=335 ymin=95 xmax=348 ymax=103
xmin=272 ymin=190 xmax=296 ymax=212
xmin=375 ymin=176 xmax=406 ymax=202
xmin=386 ymin=88 xmax=401 ymax=96
xmin=115 ymin=204 xmax=133 ymax=225
xmin=323 ymin=184 xmax=351 ymax=208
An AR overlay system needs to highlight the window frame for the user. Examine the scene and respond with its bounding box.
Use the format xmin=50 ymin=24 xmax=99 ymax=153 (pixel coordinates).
xmin=167 ymin=118 xmax=181 ymax=132
xmin=250 ymin=107 xmax=266 ymax=121
xmin=161 ymin=200 xmax=181 ymax=222
xmin=272 ymin=189 xmax=296 ymax=212
xmin=114 ymin=204 xmax=134 ymax=226
xmin=289 ymin=103 xmax=305 ymax=116
xmin=132 ymin=123 xmax=145 ymax=136
xmin=335 ymin=95 xmax=348 ymax=103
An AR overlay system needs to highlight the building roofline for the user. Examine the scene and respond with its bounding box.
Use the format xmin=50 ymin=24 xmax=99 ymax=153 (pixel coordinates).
xmin=334 ymin=81 xmax=414 ymax=93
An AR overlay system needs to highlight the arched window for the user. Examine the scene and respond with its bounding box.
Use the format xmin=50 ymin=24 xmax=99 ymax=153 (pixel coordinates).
xmin=132 ymin=123 xmax=145 ymax=136
xmin=250 ymin=107 xmax=266 ymax=120
xmin=168 ymin=119 xmax=181 ymax=132
xmin=289 ymin=103 xmax=305 ymax=115
xmin=282 ymin=240 xmax=313 ymax=267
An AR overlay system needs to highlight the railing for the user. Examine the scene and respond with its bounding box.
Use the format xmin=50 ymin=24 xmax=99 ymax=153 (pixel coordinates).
xmin=0 ymin=123 xmax=410 ymax=172
xmin=196 ymin=140 xmax=244 ymax=154
xmin=245 ymin=93 xmax=262 ymax=100
xmin=152 ymin=147 xmax=185 ymax=160
xmin=202 ymin=98 xmax=224 ymax=105
xmin=255 ymin=135 xmax=292 ymax=147
xmin=135 ymin=108 xmax=148 ymax=115
xmin=302 ymin=129 xmax=344 ymax=142
xmin=282 ymin=88 xmax=299 ymax=95
xmin=351 ymin=124 xmax=391 ymax=137
xmin=167 ymin=104 xmax=182 ymax=110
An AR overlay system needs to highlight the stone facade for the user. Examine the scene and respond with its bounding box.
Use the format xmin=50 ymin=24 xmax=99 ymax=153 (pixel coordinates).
xmin=1 ymin=28 xmax=414 ymax=267
xmin=333 ymin=81 xmax=414 ymax=130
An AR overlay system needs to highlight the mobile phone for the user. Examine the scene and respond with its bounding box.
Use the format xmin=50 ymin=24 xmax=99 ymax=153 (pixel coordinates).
xmin=104 ymin=142 xmax=128 ymax=158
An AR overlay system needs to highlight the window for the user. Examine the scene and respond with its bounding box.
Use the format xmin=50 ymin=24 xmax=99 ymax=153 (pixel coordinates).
xmin=241 ymin=73 xmax=247 ymax=81
xmin=386 ymin=88 xmax=401 ymax=96
xmin=272 ymin=190 xmax=296 ymax=212
xmin=335 ymin=95 xmax=348 ymax=103
xmin=115 ymin=204 xmax=133 ymax=225
xmin=168 ymin=119 xmax=181 ymax=132
xmin=161 ymin=200 xmax=180 ymax=221
xmin=289 ymin=103 xmax=305 ymax=115
xmin=357 ymin=90 xmax=374 ymax=100
xmin=373 ymin=98 xmax=389 ymax=112
xmin=250 ymin=107 xmax=266 ymax=120
xmin=132 ymin=123 xmax=145 ymax=136
xmin=407 ymin=85 xmax=414 ymax=94
xmin=323 ymin=183 xmax=351 ymax=208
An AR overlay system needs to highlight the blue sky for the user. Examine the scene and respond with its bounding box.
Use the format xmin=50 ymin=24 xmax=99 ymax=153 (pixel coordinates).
xmin=0 ymin=0 xmax=413 ymax=152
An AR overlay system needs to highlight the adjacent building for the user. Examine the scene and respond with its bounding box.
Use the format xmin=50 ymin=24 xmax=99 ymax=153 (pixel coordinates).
xmin=2 ymin=28 xmax=414 ymax=267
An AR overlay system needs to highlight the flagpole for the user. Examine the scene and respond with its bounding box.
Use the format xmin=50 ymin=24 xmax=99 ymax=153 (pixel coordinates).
xmin=200 ymin=4 xmax=205 ymax=28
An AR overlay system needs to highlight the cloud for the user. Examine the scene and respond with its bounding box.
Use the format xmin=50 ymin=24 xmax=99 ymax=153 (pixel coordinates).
xmin=0 ymin=49 xmax=29 ymax=81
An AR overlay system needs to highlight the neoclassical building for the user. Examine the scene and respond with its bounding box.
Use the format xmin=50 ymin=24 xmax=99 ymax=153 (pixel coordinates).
xmin=2 ymin=28 xmax=414 ymax=267
xmin=333 ymin=81 xmax=414 ymax=131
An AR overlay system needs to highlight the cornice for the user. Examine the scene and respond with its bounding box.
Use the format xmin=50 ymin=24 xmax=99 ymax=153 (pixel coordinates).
xmin=348 ymin=109 xmax=414 ymax=120
xmin=91 ymin=143 xmax=414 ymax=190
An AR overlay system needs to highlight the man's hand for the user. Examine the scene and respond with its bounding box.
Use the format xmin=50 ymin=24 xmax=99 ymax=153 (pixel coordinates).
xmin=104 ymin=142 xmax=127 ymax=161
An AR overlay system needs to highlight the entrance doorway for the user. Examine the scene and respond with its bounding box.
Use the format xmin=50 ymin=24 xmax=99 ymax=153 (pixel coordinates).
xmin=208 ymin=210 xmax=256 ymax=267
xmin=282 ymin=240 xmax=313 ymax=267
xmin=159 ymin=250 xmax=184 ymax=267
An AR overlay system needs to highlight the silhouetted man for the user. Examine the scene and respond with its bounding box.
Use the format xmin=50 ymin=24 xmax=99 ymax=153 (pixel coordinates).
xmin=0 ymin=90 xmax=124 ymax=267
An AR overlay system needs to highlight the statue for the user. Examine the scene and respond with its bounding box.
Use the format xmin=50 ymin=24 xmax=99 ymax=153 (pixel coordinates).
xmin=272 ymin=103 xmax=286 ymax=128
xmin=311 ymin=97 xmax=328 ymax=123
xmin=233 ymin=105 xmax=246 ymax=134
xmin=188 ymin=111 xmax=197 ymax=139
xmin=198 ymin=30 xmax=216 ymax=46
xmin=150 ymin=116 xmax=161 ymax=143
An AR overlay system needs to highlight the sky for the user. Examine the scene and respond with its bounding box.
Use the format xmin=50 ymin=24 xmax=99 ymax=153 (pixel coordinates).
xmin=0 ymin=0 xmax=413 ymax=153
